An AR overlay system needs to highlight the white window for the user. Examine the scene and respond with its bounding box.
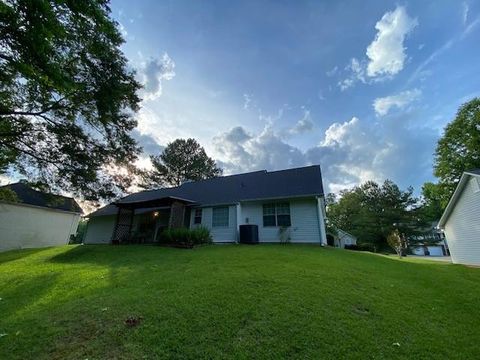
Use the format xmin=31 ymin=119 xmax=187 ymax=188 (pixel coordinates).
xmin=262 ymin=202 xmax=291 ymax=227
xmin=193 ymin=209 xmax=202 ymax=224
xmin=212 ymin=207 xmax=229 ymax=227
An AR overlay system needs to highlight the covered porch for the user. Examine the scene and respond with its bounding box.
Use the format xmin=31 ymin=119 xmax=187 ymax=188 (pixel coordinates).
xmin=110 ymin=196 xmax=196 ymax=244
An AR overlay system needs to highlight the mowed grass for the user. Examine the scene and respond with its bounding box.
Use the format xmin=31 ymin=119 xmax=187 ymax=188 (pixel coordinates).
xmin=0 ymin=245 xmax=479 ymax=359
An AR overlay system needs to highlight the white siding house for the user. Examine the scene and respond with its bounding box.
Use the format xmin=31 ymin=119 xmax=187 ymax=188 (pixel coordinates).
xmin=0 ymin=183 xmax=82 ymax=252
xmin=186 ymin=198 xmax=324 ymax=243
xmin=438 ymin=170 xmax=480 ymax=266
xmin=85 ymin=166 xmax=328 ymax=245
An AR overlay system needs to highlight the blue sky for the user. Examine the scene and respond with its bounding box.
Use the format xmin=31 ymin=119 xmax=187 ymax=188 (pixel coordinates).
xmin=112 ymin=0 xmax=480 ymax=194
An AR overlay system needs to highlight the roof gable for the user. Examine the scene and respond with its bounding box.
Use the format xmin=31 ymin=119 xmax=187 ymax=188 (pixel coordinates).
xmin=438 ymin=169 xmax=480 ymax=227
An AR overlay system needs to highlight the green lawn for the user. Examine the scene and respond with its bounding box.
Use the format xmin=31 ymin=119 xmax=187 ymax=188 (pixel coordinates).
xmin=0 ymin=245 xmax=479 ymax=359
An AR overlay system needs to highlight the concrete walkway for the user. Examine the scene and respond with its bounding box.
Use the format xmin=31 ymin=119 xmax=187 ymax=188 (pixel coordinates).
xmin=408 ymin=255 xmax=452 ymax=262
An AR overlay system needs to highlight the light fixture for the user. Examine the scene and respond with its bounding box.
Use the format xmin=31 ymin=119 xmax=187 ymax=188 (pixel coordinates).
xmin=153 ymin=211 xmax=159 ymax=217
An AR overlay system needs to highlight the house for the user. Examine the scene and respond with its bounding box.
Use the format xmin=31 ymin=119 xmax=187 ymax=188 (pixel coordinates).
xmin=327 ymin=228 xmax=357 ymax=248
xmin=409 ymin=221 xmax=449 ymax=257
xmin=438 ymin=169 xmax=480 ymax=266
xmin=0 ymin=182 xmax=83 ymax=252
xmin=84 ymin=165 xmax=328 ymax=245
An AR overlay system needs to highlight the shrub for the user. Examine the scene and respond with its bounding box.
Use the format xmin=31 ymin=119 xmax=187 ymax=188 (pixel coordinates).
xmin=344 ymin=243 xmax=375 ymax=252
xmin=158 ymin=226 xmax=212 ymax=247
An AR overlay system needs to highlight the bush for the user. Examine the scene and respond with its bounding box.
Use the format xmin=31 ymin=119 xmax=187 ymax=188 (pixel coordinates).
xmin=158 ymin=226 xmax=212 ymax=247
xmin=344 ymin=243 xmax=375 ymax=252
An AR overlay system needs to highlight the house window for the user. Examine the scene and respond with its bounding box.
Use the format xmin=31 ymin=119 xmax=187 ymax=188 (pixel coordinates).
xmin=263 ymin=204 xmax=276 ymax=226
xmin=263 ymin=202 xmax=291 ymax=227
xmin=194 ymin=209 xmax=202 ymax=224
xmin=212 ymin=206 xmax=229 ymax=227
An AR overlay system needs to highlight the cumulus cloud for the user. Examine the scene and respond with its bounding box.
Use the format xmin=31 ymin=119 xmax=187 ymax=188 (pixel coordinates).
xmin=140 ymin=53 xmax=176 ymax=100
xmin=373 ymin=89 xmax=421 ymax=116
xmin=213 ymin=115 xmax=436 ymax=194
xmin=338 ymin=6 xmax=417 ymax=90
xmin=131 ymin=129 xmax=164 ymax=156
xmin=338 ymin=58 xmax=367 ymax=91
xmin=287 ymin=110 xmax=314 ymax=135
xmin=366 ymin=6 xmax=418 ymax=77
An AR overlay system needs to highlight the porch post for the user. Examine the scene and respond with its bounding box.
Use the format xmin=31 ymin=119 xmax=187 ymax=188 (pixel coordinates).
xmin=169 ymin=201 xmax=186 ymax=228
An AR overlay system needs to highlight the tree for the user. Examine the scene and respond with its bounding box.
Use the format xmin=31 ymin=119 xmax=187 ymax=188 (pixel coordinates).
xmin=0 ymin=0 xmax=141 ymax=201
xmin=141 ymin=138 xmax=223 ymax=188
xmin=418 ymin=182 xmax=448 ymax=221
xmin=327 ymin=180 xmax=425 ymax=251
xmin=387 ymin=229 xmax=407 ymax=258
xmin=434 ymin=98 xmax=480 ymax=202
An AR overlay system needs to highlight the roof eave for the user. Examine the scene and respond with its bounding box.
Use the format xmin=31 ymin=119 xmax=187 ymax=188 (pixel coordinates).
xmin=438 ymin=172 xmax=480 ymax=228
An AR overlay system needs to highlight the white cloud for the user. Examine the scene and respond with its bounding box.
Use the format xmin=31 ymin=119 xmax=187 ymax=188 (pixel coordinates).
xmin=243 ymin=93 xmax=253 ymax=109
xmin=373 ymin=89 xmax=421 ymax=116
xmin=140 ymin=53 xmax=176 ymax=100
xmin=338 ymin=58 xmax=367 ymax=91
xmin=366 ymin=6 xmax=418 ymax=77
xmin=326 ymin=66 xmax=338 ymax=77
xmin=213 ymin=114 xmax=436 ymax=194
xmin=287 ymin=110 xmax=314 ymax=135
xmin=338 ymin=6 xmax=417 ymax=90
xmin=462 ymin=2 xmax=469 ymax=25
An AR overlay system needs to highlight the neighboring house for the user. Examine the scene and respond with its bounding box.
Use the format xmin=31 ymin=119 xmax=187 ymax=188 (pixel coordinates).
xmin=438 ymin=169 xmax=480 ymax=266
xmin=326 ymin=228 xmax=357 ymax=248
xmin=84 ymin=165 xmax=328 ymax=245
xmin=0 ymin=182 xmax=83 ymax=252
xmin=409 ymin=221 xmax=449 ymax=257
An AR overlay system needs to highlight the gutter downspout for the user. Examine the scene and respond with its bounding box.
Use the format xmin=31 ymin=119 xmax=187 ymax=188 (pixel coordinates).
xmin=236 ymin=202 xmax=242 ymax=243
xmin=316 ymin=196 xmax=328 ymax=246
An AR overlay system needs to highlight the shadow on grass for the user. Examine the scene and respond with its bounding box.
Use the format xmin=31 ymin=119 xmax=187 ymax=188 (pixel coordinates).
xmin=0 ymin=248 xmax=52 ymax=265
xmin=47 ymin=244 xmax=183 ymax=268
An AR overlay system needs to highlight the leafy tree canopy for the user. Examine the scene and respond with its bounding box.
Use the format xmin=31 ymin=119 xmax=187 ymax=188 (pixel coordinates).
xmin=418 ymin=182 xmax=448 ymax=221
xmin=0 ymin=0 xmax=141 ymax=201
xmin=141 ymin=138 xmax=223 ymax=188
xmin=433 ymin=98 xmax=480 ymax=200
xmin=327 ymin=180 xmax=426 ymax=250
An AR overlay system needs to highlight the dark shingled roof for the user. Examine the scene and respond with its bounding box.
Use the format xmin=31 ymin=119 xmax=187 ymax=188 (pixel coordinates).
xmin=89 ymin=165 xmax=324 ymax=217
xmin=1 ymin=182 xmax=83 ymax=213
xmin=466 ymin=169 xmax=480 ymax=176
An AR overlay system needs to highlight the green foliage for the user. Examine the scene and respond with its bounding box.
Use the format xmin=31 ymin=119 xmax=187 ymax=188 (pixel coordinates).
xmin=433 ymin=97 xmax=480 ymax=203
xmin=141 ymin=138 xmax=222 ymax=188
xmin=418 ymin=182 xmax=448 ymax=221
xmin=327 ymin=180 xmax=426 ymax=250
xmin=0 ymin=0 xmax=141 ymax=201
xmin=158 ymin=226 xmax=212 ymax=247
xmin=1 ymin=245 xmax=480 ymax=359
xmin=69 ymin=219 xmax=88 ymax=244
xmin=387 ymin=229 xmax=407 ymax=258
xmin=0 ymin=186 xmax=18 ymax=202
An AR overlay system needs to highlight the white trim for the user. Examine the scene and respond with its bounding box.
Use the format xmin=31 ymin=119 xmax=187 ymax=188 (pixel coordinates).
xmin=438 ymin=171 xmax=480 ymax=228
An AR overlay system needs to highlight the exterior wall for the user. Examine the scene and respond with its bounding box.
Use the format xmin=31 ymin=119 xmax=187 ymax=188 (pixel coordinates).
xmin=240 ymin=197 xmax=322 ymax=243
xmin=0 ymin=202 xmax=80 ymax=252
xmin=444 ymin=177 xmax=480 ymax=265
xmin=84 ymin=215 xmax=116 ymax=244
xmin=190 ymin=205 xmax=237 ymax=242
xmin=334 ymin=231 xmax=357 ymax=248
